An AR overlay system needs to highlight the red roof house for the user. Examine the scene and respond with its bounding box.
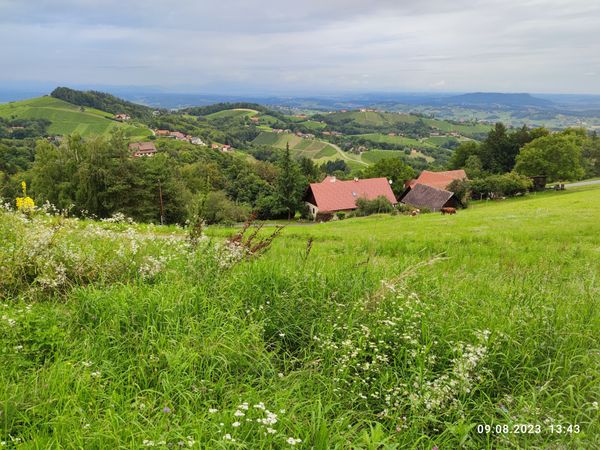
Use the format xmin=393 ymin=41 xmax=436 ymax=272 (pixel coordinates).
xmin=129 ymin=142 xmax=157 ymax=157
xmin=304 ymin=176 xmax=396 ymax=219
xmin=406 ymin=169 xmax=467 ymax=190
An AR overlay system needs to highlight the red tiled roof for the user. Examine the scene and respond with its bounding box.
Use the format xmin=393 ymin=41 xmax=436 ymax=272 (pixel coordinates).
xmin=409 ymin=169 xmax=467 ymax=189
xmin=129 ymin=142 xmax=157 ymax=152
xmin=306 ymin=177 xmax=396 ymax=213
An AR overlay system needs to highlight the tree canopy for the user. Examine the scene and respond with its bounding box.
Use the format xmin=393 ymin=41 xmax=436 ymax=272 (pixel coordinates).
xmin=514 ymin=134 xmax=584 ymax=182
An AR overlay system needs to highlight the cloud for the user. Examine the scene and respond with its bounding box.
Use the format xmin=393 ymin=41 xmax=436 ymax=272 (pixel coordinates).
xmin=0 ymin=0 xmax=599 ymax=94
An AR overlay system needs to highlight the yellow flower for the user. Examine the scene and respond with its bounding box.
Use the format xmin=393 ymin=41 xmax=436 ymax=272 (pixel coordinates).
xmin=16 ymin=181 xmax=35 ymax=212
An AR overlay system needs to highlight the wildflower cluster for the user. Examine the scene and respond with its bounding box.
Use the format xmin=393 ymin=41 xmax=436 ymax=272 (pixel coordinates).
xmin=0 ymin=210 xmax=186 ymax=298
xmin=315 ymin=280 xmax=493 ymax=421
xmin=207 ymin=401 xmax=301 ymax=446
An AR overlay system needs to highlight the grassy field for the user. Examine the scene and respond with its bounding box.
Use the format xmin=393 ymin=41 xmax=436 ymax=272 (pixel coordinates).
xmin=205 ymin=109 xmax=259 ymax=120
xmin=0 ymin=97 xmax=152 ymax=139
xmin=253 ymin=131 xmax=338 ymax=161
xmin=1 ymin=186 xmax=599 ymax=448
xmin=356 ymin=133 xmax=437 ymax=148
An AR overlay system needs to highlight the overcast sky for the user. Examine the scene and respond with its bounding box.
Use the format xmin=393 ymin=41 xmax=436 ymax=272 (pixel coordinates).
xmin=1 ymin=0 xmax=599 ymax=95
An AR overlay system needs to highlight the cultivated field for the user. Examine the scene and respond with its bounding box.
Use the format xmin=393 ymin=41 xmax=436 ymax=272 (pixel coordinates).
xmin=0 ymin=97 xmax=152 ymax=139
xmin=253 ymin=131 xmax=339 ymax=161
xmin=1 ymin=186 xmax=599 ymax=448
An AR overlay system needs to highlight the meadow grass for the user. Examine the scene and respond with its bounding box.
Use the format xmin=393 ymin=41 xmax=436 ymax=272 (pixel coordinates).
xmin=1 ymin=186 xmax=599 ymax=448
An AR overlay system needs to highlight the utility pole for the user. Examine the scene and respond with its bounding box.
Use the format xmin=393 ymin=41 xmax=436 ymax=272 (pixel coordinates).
xmin=158 ymin=178 xmax=164 ymax=225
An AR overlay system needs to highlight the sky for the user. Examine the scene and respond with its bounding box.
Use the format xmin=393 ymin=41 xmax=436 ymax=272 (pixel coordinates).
xmin=1 ymin=0 xmax=599 ymax=95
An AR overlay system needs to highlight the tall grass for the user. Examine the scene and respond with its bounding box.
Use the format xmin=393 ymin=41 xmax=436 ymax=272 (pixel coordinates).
xmin=1 ymin=186 xmax=599 ymax=448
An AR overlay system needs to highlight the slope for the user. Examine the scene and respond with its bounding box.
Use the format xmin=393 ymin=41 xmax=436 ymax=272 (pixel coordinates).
xmin=0 ymin=97 xmax=152 ymax=139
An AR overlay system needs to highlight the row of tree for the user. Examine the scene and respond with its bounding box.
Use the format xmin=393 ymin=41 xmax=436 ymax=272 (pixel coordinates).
xmin=450 ymin=124 xmax=599 ymax=185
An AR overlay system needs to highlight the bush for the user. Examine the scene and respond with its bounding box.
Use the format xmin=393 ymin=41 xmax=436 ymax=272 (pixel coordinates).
xmin=336 ymin=212 xmax=346 ymax=220
xmin=447 ymin=179 xmax=471 ymax=208
xmin=471 ymin=173 xmax=533 ymax=199
xmin=396 ymin=203 xmax=412 ymax=214
xmin=354 ymin=196 xmax=394 ymax=217
xmin=197 ymin=191 xmax=250 ymax=224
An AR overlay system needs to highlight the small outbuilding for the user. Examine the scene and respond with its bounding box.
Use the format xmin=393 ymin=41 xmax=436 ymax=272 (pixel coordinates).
xmin=401 ymin=183 xmax=460 ymax=212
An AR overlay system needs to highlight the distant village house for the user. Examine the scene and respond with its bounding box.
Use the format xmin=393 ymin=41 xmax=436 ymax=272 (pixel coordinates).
xmin=129 ymin=142 xmax=158 ymax=157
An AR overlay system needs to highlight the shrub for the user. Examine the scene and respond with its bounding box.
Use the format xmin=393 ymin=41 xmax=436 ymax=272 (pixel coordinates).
xmin=336 ymin=212 xmax=346 ymax=220
xmin=354 ymin=196 xmax=394 ymax=217
xmin=447 ymin=179 xmax=471 ymax=208
xmin=471 ymin=173 xmax=533 ymax=199
xmin=396 ymin=203 xmax=412 ymax=214
xmin=197 ymin=191 xmax=250 ymax=224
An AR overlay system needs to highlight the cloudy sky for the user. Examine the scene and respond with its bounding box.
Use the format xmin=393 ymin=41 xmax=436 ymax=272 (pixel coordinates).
xmin=1 ymin=0 xmax=599 ymax=94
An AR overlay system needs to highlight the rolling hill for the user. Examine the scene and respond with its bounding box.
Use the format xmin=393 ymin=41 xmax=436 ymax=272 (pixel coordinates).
xmin=205 ymin=108 xmax=259 ymax=120
xmin=0 ymin=96 xmax=152 ymax=138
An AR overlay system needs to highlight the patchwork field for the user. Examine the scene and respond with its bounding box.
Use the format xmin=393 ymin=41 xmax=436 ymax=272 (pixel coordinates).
xmin=253 ymin=131 xmax=340 ymax=161
xmin=0 ymin=97 xmax=152 ymax=139
xmin=1 ymin=185 xmax=599 ymax=448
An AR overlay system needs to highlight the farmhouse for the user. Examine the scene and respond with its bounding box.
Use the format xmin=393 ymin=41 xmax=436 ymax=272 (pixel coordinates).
xmin=155 ymin=129 xmax=171 ymax=137
xmin=304 ymin=176 xmax=396 ymax=220
xmin=114 ymin=113 xmax=130 ymax=121
xmin=129 ymin=142 xmax=157 ymax=157
xmin=405 ymin=169 xmax=468 ymax=190
xmin=401 ymin=183 xmax=461 ymax=212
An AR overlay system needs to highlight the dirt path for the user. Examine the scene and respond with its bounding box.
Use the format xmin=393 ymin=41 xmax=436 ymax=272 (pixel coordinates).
xmin=329 ymin=143 xmax=369 ymax=166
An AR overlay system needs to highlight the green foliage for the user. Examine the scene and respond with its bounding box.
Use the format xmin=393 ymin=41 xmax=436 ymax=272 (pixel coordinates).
xmin=447 ymin=178 xmax=471 ymax=207
xmin=353 ymin=195 xmax=394 ymax=216
xmin=321 ymin=159 xmax=349 ymax=175
xmin=515 ymin=134 xmax=585 ymax=182
xmin=275 ymin=145 xmax=307 ymax=219
xmin=51 ymin=87 xmax=154 ymax=119
xmin=31 ymin=132 xmax=188 ymax=223
xmin=450 ymin=125 xmax=549 ymax=174
xmin=470 ymin=172 xmax=533 ymax=198
xmin=196 ymin=191 xmax=250 ymax=225
xmin=361 ymin=157 xmax=414 ymax=197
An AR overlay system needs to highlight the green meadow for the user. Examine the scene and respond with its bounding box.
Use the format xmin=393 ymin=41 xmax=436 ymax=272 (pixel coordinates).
xmin=253 ymin=131 xmax=339 ymax=161
xmin=1 ymin=185 xmax=599 ymax=448
xmin=205 ymin=109 xmax=259 ymax=120
xmin=0 ymin=97 xmax=152 ymax=139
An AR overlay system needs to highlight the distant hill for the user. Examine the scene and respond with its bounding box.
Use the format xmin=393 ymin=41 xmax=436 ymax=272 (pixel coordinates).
xmin=0 ymin=96 xmax=152 ymax=138
xmin=443 ymin=93 xmax=554 ymax=109
xmin=51 ymin=87 xmax=155 ymax=119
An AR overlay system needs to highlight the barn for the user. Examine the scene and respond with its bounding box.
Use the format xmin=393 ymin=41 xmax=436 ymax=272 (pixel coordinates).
xmin=400 ymin=169 xmax=468 ymax=201
xmin=401 ymin=183 xmax=461 ymax=212
xmin=304 ymin=176 xmax=396 ymax=220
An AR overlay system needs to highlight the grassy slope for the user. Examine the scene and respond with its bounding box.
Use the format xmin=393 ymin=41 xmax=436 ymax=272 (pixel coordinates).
xmin=205 ymin=109 xmax=259 ymax=120
xmin=1 ymin=186 xmax=599 ymax=448
xmin=253 ymin=131 xmax=338 ymax=162
xmin=0 ymin=97 xmax=152 ymax=139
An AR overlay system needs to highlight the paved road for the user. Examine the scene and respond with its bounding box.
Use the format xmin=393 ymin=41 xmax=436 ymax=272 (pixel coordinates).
xmin=564 ymin=179 xmax=600 ymax=188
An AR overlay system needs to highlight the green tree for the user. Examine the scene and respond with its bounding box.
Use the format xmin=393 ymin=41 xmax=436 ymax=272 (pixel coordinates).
xmin=275 ymin=143 xmax=307 ymax=220
xmin=515 ymin=134 xmax=584 ymax=182
xmin=449 ymin=141 xmax=481 ymax=170
xmin=361 ymin=157 xmax=415 ymax=197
